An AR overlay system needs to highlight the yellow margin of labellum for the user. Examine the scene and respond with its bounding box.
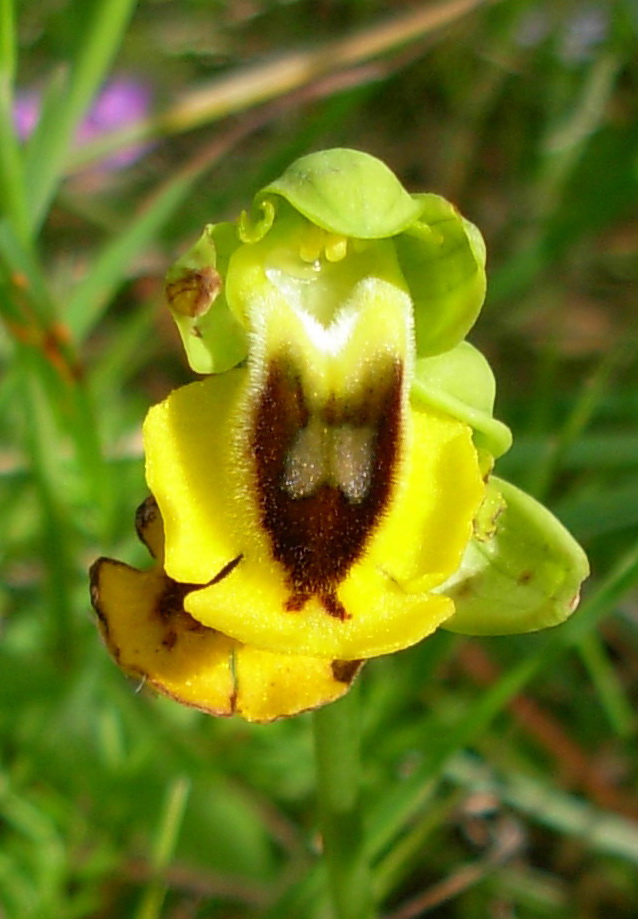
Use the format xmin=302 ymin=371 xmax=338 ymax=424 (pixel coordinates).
xmin=90 ymin=497 xmax=363 ymax=723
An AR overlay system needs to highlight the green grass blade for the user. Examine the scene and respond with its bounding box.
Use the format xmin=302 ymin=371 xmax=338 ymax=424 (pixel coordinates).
xmin=558 ymin=483 xmax=638 ymax=540
xmin=447 ymin=753 xmax=638 ymax=864
xmin=0 ymin=219 xmax=57 ymax=325
xmin=24 ymin=0 xmax=138 ymax=231
xmin=18 ymin=347 xmax=77 ymax=668
xmin=0 ymin=0 xmax=29 ymax=245
xmin=65 ymin=171 xmax=205 ymax=343
xmin=133 ymin=776 xmax=191 ymax=919
xmin=576 ymin=633 xmax=635 ymax=738
xmin=367 ymin=538 xmax=638 ymax=861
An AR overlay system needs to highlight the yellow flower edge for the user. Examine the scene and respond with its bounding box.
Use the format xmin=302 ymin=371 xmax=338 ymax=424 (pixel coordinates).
xmin=144 ymin=369 xmax=485 ymax=660
xmin=90 ymin=498 xmax=362 ymax=723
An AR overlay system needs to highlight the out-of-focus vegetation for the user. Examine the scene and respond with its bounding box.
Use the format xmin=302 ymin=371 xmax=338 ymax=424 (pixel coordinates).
xmin=1 ymin=0 xmax=637 ymax=916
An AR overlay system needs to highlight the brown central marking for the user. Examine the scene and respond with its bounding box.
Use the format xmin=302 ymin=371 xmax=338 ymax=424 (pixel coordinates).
xmin=251 ymin=355 xmax=403 ymax=618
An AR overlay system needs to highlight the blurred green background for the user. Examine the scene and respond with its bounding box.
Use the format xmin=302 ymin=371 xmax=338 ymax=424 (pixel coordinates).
xmin=1 ymin=0 xmax=638 ymax=916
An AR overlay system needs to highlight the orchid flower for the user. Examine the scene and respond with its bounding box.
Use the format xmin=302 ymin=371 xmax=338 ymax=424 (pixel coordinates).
xmin=91 ymin=149 xmax=588 ymax=722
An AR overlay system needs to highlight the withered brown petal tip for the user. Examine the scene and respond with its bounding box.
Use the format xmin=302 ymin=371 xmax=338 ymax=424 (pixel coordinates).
xmin=135 ymin=495 xmax=159 ymax=555
xmin=89 ymin=558 xmax=106 ymax=617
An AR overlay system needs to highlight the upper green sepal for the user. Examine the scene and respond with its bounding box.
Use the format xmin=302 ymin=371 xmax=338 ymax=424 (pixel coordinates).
xmin=166 ymin=149 xmax=490 ymax=374
xmin=411 ymin=341 xmax=512 ymax=458
xmin=165 ymin=224 xmax=248 ymax=374
xmin=439 ymin=477 xmax=590 ymax=635
xmin=258 ymin=150 xmax=486 ymax=356
xmin=257 ymin=148 xmax=424 ymax=239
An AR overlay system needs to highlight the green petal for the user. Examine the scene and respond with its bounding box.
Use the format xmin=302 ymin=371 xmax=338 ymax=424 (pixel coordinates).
xmin=411 ymin=341 xmax=512 ymax=458
xmin=257 ymin=148 xmax=424 ymax=239
xmin=166 ymin=224 xmax=248 ymax=374
xmin=439 ymin=477 xmax=590 ymax=635
xmin=395 ymin=194 xmax=486 ymax=356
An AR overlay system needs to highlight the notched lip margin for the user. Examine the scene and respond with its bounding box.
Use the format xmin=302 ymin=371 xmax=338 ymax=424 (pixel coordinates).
xmin=89 ymin=555 xmax=364 ymax=722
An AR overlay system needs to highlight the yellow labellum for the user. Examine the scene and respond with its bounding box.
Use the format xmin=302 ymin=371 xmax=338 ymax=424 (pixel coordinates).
xmin=144 ymin=361 xmax=484 ymax=660
xmin=91 ymin=498 xmax=361 ymax=722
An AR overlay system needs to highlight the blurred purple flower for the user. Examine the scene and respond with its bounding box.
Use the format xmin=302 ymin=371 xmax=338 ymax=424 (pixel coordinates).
xmin=13 ymin=90 xmax=40 ymax=139
xmin=14 ymin=77 xmax=152 ymax=171
xmin=515 ymin=3 xmax=609 ymax=65
xmin=515 ymin=8 xmax=551 ymax=50
xmin=559 ymin=4 xmax=609 ymax=64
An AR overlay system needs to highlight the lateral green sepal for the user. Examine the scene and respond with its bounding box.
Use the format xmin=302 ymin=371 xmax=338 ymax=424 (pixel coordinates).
xmin=396 ymin=194 xmax=487 ymax=356
xmin=439 ymin=477 xmax=590 ymax=635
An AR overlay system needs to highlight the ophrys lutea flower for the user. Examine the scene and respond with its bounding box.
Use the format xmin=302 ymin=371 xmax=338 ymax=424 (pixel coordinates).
xmin=91 ymin=149 xmax=589 ymax=722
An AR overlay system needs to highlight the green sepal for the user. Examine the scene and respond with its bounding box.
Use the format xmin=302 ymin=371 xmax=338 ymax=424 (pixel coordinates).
xmin=165 ymin=224 xmax=248 ymax=374
xmin=395 ymin=194 xmax=487 ymax=356
xmin=439 ymin=477 xmax=590 ymax=635
xmin=411 ymin=341 xmax=512 ymax=458
xmin=257 ymin=148 xmax=424 ymax=239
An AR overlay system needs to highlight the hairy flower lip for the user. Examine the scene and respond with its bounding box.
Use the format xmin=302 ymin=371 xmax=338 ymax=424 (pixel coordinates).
xmin=144 ymin=355 xmax=486 ymax=659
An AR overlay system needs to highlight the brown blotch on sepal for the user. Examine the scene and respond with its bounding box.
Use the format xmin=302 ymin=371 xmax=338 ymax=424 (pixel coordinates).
xmin=166 ymin=266 xmax=222 ymax=319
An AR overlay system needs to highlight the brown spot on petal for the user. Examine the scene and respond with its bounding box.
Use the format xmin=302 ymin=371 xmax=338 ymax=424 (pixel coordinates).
xmin=285 ymin=589 xmax=350 ymax=620
xmin=331 ymin=659 xmax=363 ymax=684
xmin=161 ymin=629 xmax=178 ymax=650
xmin=320 ymin=592 xmax=350 ymax=621
xmin=252 ymin=355 xmax=403 ymax=615
xmin=157 ymin=577 xmax=195 ymax=621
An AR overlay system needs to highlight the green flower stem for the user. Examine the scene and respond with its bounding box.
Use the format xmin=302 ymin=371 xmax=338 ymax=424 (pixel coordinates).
xmin=134 ymin=775 xmax=191 ymax=919
xmin=313 ymin=684 xmax=376 ymax=919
